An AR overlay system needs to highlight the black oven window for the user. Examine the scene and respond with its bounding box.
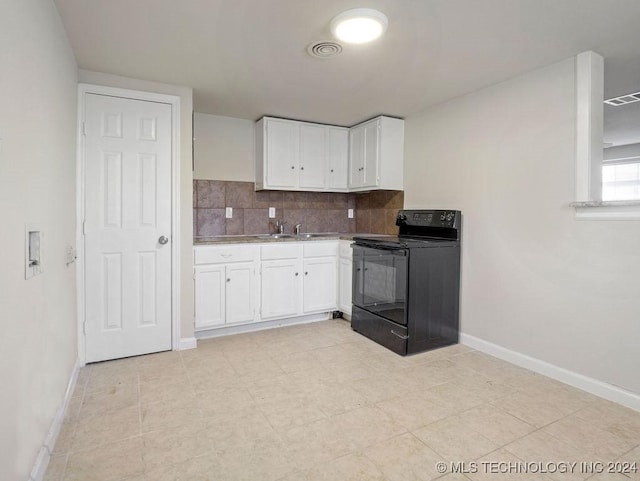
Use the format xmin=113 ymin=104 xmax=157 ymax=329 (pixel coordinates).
xmin=354 ymin=247 xmax=408 ymax=325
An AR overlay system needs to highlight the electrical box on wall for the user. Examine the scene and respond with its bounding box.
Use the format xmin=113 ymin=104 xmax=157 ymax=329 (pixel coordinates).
xmin=25 ymin=224 xmax=43 ymax=279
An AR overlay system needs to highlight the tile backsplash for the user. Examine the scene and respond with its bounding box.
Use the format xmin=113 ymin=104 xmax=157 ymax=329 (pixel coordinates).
xmin=193 ymin=180 xmax=403 ymax=237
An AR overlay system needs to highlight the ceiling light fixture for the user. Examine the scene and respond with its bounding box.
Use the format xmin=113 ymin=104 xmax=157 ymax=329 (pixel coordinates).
xmin=330 ymin=8 xmax=388 ymax=44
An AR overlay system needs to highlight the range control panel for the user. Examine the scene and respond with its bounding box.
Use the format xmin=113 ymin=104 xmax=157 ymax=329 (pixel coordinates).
xmin=396 ymin=210 xmax=460 ymax=229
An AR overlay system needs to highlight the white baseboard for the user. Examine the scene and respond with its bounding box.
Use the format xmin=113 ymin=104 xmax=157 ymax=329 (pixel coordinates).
xmin=460 ymin=333 xmax=640 ymax=412
xmin=195 ymin=313 xmax=331 ymax=340
xmin=29 ymin=447 xmax=49 ymax=481
xmin=178 ymin=337 xmax=197 ymax=350
xmin=29 ymin=357 xmax=82 ymax=481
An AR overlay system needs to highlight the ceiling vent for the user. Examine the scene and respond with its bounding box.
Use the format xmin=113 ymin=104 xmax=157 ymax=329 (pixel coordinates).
xmin=307 ymin=41 xmax=343 ymax=59
xmin=604 ymin=91 xmax=640 ymax=106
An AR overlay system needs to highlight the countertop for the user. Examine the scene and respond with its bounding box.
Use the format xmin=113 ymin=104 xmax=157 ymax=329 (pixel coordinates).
xmin=193 ymin=233 xmax=389 ymax=245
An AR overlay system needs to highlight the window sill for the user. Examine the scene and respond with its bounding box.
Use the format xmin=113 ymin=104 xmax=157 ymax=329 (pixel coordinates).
xmin=571 ymin=200 xmax=640 ymax=220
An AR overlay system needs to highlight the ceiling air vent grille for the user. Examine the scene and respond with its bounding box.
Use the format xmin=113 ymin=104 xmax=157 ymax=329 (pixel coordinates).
xmin=307 ymin=41 xmax=343 ymax=59
xmin=604 ymin=91 xmax=640 ymax=106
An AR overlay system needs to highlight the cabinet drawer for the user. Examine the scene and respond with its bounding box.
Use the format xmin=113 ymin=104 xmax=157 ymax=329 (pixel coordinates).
xmin=261 ymin=243 xmax=302 ymax=260
xmin=194 ymin=245 xmax=257 ymax=265
xmin=339 ymin=241 xmax=353 ymax=259
xmin=303 ymin=241 xmax=338 ymax=258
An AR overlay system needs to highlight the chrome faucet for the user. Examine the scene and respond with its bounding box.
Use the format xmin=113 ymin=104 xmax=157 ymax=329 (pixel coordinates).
xmin=294 ymin=223 xmax=302 ymax=235
xmin=275 ymin=219 xmax=287 ymax=234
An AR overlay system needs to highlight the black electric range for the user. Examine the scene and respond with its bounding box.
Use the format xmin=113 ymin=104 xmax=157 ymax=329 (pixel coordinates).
xmin=351 ymin=209 xmax=462 ymax=355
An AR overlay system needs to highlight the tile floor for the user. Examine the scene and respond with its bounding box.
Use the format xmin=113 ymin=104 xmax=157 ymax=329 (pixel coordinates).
xmin=45 ymin=320 xmax=640 ymax=481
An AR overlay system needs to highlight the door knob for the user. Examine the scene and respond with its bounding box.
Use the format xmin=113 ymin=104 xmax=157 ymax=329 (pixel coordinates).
xmin=158 ymin=235 xmax=169 ymax=245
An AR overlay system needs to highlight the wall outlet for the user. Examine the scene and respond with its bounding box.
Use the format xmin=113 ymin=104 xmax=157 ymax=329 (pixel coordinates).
xmin=268 ymin=207 xmax=276 ymax=218
xmin=348 ymin=208 xmax=354 ymax=219
xmin=225 ymin=207 xmax=233 ymax=218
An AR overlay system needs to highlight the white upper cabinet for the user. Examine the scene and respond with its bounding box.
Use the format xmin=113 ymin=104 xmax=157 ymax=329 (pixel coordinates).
xmin=255 ymin=115 xmax=403 ymax=192
xmin=256 ymin=117 xmax=347 ymax=192
xmin=262 ymin=118 xmax=299 ymax=189
xmin=349 ymin=116 xmax=404 ymax=191
xmin=299 ymin=123 xmax=326 ymax=188
xmin=326 ymin=127 xmax=349 ymax=191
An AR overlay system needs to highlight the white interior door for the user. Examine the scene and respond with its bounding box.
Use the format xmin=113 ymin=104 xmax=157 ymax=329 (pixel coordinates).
xmin=84 ymin=93 xmax=172 ymax=363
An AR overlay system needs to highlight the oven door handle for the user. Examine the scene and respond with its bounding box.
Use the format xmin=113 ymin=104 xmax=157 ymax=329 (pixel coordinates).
xmin=390 ymin=330 xmax=409 ymax=340
xmin=354 ymin=243 xmax=408 ymax=254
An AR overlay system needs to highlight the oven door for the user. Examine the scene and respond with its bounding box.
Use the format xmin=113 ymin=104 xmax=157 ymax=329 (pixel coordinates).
xmin=352 ymin=244 xmax=408 ymax=326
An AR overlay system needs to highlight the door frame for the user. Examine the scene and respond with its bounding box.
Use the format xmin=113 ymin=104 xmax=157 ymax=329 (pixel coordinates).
xmin=76 ymin=83 xmax=182 ymax=365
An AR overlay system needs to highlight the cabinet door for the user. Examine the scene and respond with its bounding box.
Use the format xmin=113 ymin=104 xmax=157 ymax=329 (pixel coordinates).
xmin=349 ymin=125 xmax=364 ymax=188
xmin=303 ymin=257 xmax=337 ymax=313
xmin=338 ymin=256 xmax=352 ymax=315
xmin=194 ymin=265 xmax=225 ymax=329
xmin=225 ymin=262 xmax=256 ymax=324
xmin=327 ymin=127 xmax=348 ymax=190
xmin=299 ymin=124 xmax=326 ymax=189
xmin=261 ymin=259 xmax=301 ymax=319
xmin=266 ymin=119 xmax=299 ymax=188
xmin=362 ymin=119 xmax=380 ymax=188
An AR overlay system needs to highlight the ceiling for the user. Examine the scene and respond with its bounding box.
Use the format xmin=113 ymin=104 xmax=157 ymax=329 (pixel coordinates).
xmin=54 ymin=0 xmax=640 ymax=138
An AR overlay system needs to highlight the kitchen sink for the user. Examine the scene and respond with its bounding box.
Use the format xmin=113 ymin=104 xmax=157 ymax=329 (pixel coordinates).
xmin=256 ymin=233 xmax=295 ymax=239
xmin=295 ymin=233 xmax=339 ymax=238
xmin=254 ymin=233 xmax=340 ymax=239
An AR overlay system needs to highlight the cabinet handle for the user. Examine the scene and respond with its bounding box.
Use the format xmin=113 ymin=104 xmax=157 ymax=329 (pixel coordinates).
xmin=221 ymin=253 xmax=232 ymax=258
xmin=295 ymin=272 xmax=299 ymax=276
xmin=330 ymin=169 xmax=334 ymax=173
xmin=300 ymin=166 xmax=304 ymax=171
xmin=291 ymin=166 xmax=295 ymax=169
xmin=226 ymin=278 xmax=231 ymax=282
xmin=305 ymin=271 xmax=308 ymax=276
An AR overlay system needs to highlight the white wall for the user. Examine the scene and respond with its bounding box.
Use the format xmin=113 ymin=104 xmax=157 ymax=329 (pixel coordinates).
xmin=193 ymin=113 xmax=254 ymax=181
xmin=78 ymin=69 xmax=195 ymax=341
xmin=404 ymin=57 xmax=640 ymax=396
xmin=0 ymin=1 xmax=78 ymax=479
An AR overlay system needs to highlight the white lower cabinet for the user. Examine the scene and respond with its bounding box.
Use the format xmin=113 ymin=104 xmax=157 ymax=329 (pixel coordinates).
xmin=194 ymin=245 xmax=258 ymax=330
xmin=194 ymin=240 xmax=346 ymax=331
xmin=302 ymin=242 xmax=338 ymax=315
xmin=260 ymin=258 xmax=302 ymax=319
xmin=225 ymin=262 xmax=257 ymax=324
xmin=194 ymin=264 xmax=226 ymax=328
xmin=194 ymin=262 xmax=256 ymax=329
xmin=303 ymin=257 xmax=337 ymax=313
xmin=260 ymin=242 xmax=339 ymax=319
xmin=338 ymin=240 xmax=353 ymax=316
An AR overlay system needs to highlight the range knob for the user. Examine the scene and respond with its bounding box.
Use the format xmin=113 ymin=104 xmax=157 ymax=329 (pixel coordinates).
xmin=396 ymin=213 xmax=407 ymax=224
